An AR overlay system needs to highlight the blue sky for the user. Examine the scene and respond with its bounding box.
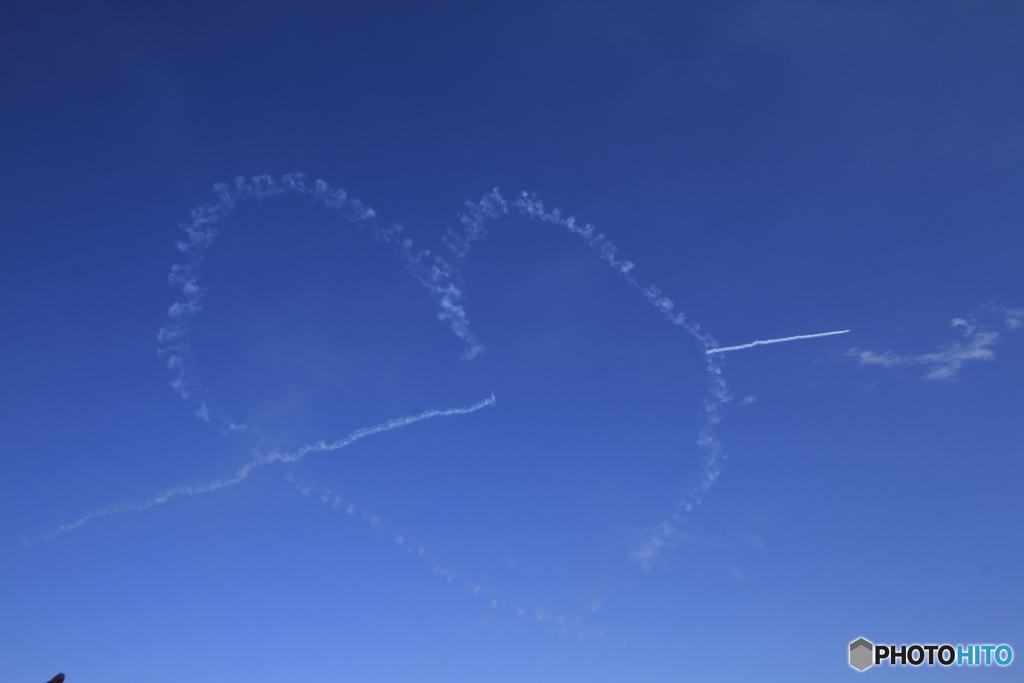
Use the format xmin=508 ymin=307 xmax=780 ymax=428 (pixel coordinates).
xmin=2 ymin=1 xmax=1022 ymax=681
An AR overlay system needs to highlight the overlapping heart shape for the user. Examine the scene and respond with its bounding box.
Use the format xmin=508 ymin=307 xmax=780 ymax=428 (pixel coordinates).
xmin=43 ymin=174 xmax=732 ymax=579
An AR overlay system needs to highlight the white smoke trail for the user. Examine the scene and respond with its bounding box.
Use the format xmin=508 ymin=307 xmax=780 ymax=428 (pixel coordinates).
xmin=707 ymin=329 xmax=851 ymax=354
xmin=287 ymin=471 xmax=611 ymax=644
xmin=150 ymin=175 xmax=833 ymax=569
xmin=24 ymin=175 xmax=503 ymax=544
xmin=160 ymin=174 xmax=503 ymax=423
xmin=509 ymin=193 xmax=732 ymax=568
xmin=36 ymin=174 xmax=749 ymax=578
xmin=29 ymin=395 xmax=495 ymax=543
xmin=464 ymin=193 xmax=842 ymax=566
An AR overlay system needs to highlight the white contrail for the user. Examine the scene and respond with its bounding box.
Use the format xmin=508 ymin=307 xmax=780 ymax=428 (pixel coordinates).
xmin=706 ymin=329 xmax=850 ymax=354
xmin=29 ymin=395 xmax=495 ymax=543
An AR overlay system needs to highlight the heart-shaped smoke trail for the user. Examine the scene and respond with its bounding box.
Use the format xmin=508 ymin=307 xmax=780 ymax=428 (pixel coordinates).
xmin=150 ymin=173 xmax=736 ymax=567
xmin=35 ymin=174 xmax=732 ymax=568
xmin=38 ymin=174 xmax=843 ymax=567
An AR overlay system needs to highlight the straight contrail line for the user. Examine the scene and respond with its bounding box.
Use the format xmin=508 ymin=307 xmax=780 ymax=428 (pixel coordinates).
xmin=28 ymin=395 xmax=495 ymax=543
xmin=707 ymin=330 xmax=850 ymax=354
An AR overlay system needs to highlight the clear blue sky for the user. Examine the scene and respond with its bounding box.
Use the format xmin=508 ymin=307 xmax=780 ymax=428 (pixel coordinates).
xmin=2 ymin=2 xmax=1021 ymax=681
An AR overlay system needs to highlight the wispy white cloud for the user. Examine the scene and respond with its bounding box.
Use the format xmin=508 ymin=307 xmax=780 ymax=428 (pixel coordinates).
xmin=845 ymin=316 xmax=1007 ymax=380
xmin=991 ymin=304 xmax=1024 ymax=330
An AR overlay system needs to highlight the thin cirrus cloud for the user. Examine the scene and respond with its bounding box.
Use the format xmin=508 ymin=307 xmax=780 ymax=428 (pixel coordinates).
xmin=997 ymin=305 xmax=1024 ymax=330
xmin=844 ymin=309 xmax=1020 ymax=380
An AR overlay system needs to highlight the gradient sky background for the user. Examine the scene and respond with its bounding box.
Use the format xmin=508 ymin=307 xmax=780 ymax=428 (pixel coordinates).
xmin=2 ymin=2 xmax=1022 ymax=681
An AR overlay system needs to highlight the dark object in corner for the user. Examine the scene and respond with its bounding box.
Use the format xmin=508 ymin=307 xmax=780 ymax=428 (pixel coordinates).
xmin=46 ymin=675 xmax=65 ymax=683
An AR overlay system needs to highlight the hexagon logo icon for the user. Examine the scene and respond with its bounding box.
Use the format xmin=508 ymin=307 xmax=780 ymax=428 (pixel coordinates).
xmin=850 ymin=638 xmax=874 ymax=671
